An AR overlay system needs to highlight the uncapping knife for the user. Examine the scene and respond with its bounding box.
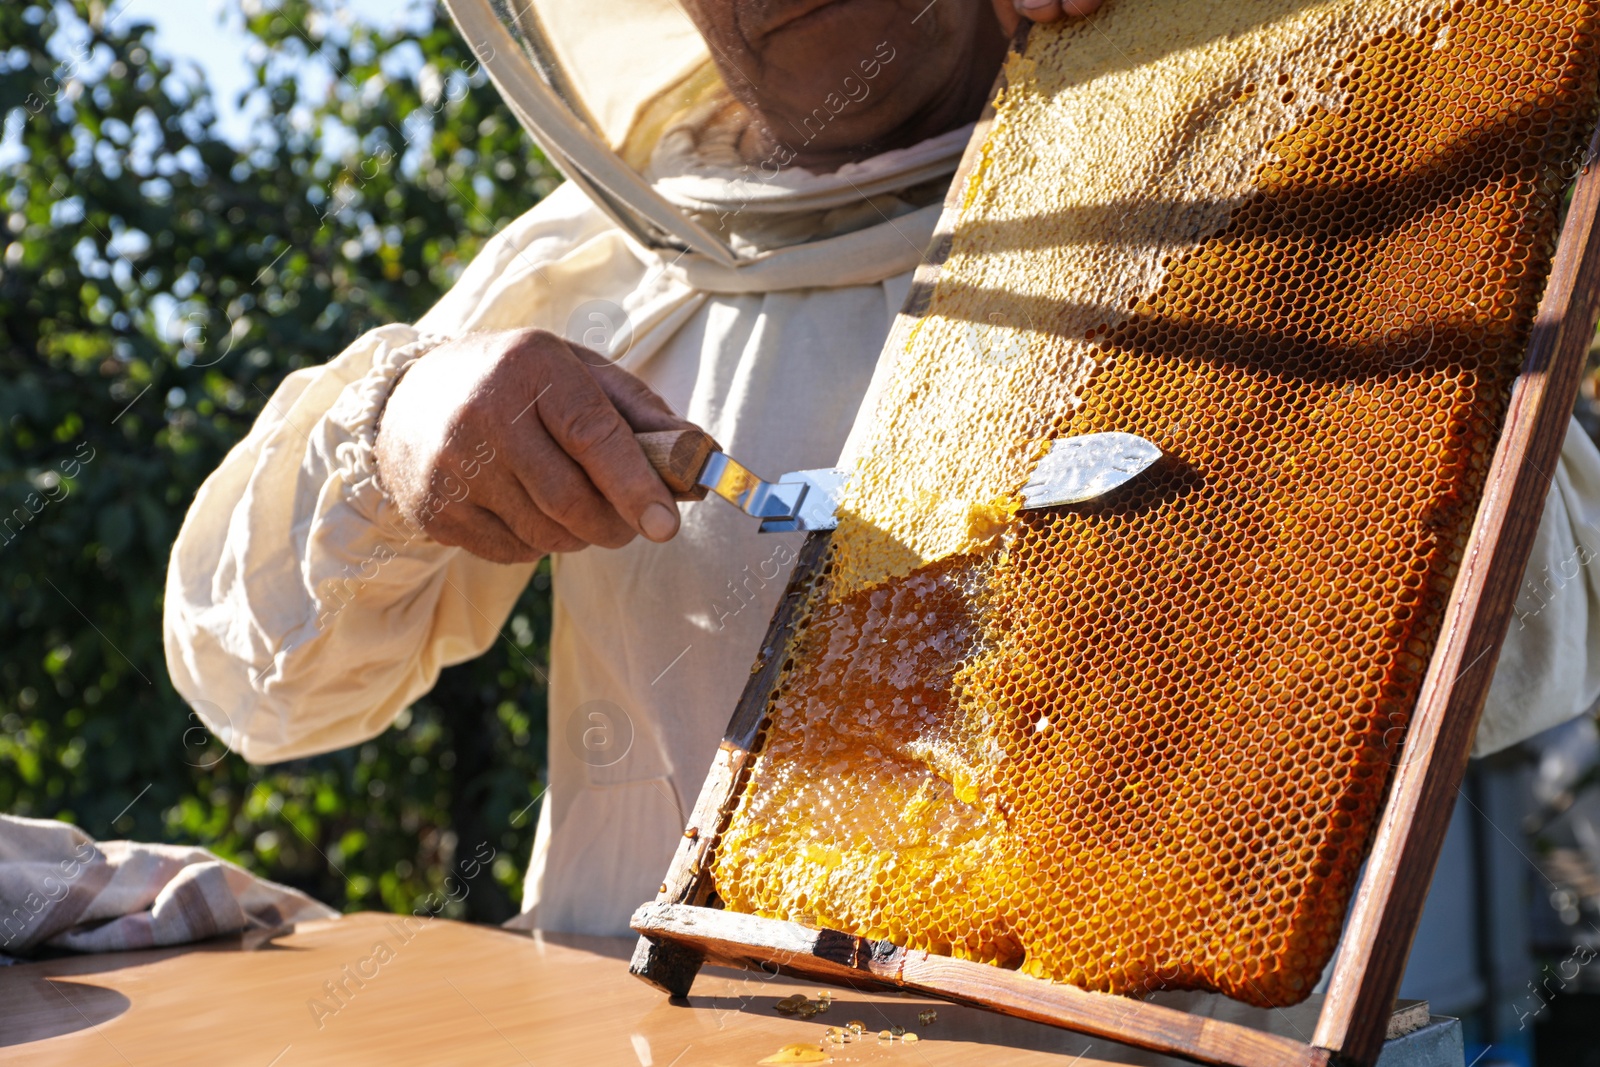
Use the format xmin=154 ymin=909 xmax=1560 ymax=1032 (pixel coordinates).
xmin=635 ymin=428 xmax=1162 ymax=535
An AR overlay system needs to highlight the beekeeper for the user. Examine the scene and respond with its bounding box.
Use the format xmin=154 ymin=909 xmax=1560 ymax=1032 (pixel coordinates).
xmin=163 ymin=0 xmax=1600 ymax=940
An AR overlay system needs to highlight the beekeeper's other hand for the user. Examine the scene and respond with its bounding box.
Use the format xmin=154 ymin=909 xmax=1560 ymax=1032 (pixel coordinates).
xmin=995 ymin=0 xmax=1103 ymax=31
xmin=375 ymin=328 xmax=697 ymax=564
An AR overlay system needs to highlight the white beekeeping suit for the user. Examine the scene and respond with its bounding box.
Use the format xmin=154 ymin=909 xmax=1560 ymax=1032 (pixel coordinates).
xmin=164 ymin=0 xmax=1600 ymax=937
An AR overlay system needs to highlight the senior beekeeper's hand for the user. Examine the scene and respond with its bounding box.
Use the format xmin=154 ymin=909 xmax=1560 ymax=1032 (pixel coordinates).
xmin=1001 ymin=0 xmax=1103 ymax=27
xmin=375 ymin=328 xmax=700 ymax=564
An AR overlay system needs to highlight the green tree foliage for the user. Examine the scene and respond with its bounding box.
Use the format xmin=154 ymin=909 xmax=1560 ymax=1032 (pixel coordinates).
xmin=0 ymin=0 xmax=556 ymax=922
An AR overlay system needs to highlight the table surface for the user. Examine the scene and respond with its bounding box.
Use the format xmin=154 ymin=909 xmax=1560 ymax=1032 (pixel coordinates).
xmin=0 ymin=913 xmax=1374 ymax=1067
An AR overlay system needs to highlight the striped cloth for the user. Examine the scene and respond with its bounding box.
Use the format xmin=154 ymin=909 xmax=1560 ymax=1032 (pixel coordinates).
xmin=0 ymin=814 xmax=336 ymax=959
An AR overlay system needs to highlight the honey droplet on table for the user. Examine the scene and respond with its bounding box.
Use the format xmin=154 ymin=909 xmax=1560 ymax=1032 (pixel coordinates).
xmin=918 ymin=1009 xmax=938 ymax=1026
xmin=903 ymin=1033 xmax=921 ymax=1044
xmin=757 ymin=1044 xmax=828 ymax=1065
xmin=774 ymin=995 xmax=809 ymax=1016
xmin=846 ymin=1020 xmax=866 ymax=1034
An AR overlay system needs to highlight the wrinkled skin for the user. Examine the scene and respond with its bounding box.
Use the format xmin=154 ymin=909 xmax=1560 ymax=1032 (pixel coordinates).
xmin=678 ymin=0 xmax=1103 ymax=170
xmin=376 ymin=330 xmax=697 ymax=564
xmin=377 ymin=0 xmax=1104 ymax=562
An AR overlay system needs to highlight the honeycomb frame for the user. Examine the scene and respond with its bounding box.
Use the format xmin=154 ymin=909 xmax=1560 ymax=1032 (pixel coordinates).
xmin=631 ymin=7 xmax=1600 ymax=1065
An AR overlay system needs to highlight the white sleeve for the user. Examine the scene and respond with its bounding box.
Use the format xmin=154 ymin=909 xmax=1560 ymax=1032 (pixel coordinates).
xmin=1477 ymin=418 xmax=1600 ymax=756
xmin=162 ymin=323 xmax=535 ymax=764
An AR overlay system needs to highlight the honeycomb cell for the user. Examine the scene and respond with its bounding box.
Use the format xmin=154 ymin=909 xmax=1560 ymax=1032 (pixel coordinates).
xmin=707 ymin=0 xmax=1600 ymax=1008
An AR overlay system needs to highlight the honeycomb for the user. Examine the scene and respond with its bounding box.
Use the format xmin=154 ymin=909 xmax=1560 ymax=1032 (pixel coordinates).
xmin=706 ymin=0 xmax=1600 ymax=1007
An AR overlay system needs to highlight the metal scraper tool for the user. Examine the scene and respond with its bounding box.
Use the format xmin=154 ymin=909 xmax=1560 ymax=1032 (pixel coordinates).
xmin=635 ymin=428 xmax=1162 ymax=534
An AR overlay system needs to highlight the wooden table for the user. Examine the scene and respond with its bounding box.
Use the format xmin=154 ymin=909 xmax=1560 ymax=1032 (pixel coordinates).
xmin=0 ymin=913 xmax=1449 ymax=1067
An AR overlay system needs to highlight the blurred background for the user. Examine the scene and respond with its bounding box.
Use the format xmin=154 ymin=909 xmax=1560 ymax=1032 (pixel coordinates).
xmin=0 ymin=0 xmax=556 ymax=925
xmin=1 ymin=2 xmax=1598 ymax=1064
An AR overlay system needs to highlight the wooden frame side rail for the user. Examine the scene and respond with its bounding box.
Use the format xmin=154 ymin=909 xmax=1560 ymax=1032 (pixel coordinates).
xmin=624 ymin=33 xmax=1015 ymax=998
xmin=629 ymin=72 xmax=1600 ymax=1067
xmin=1311 ymin=123 xmax=1600 ymax=1065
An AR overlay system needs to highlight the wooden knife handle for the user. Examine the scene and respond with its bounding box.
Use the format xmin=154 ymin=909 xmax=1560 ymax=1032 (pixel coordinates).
xmin=636 ymin=429 xmax=716 ymax=501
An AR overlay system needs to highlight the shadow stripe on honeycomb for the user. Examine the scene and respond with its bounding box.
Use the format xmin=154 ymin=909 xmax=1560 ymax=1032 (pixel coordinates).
xmin=708 ymin=0 xmax=1600 ymax=1007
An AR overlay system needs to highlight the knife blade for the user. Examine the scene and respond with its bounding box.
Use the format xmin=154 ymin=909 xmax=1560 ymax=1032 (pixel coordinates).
xmin=635 ymin=429 xmax=1162 ymax=534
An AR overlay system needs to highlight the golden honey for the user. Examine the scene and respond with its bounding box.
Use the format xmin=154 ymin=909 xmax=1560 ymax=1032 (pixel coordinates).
xmin=710 ymin=0 xmax=1600 ymax=1008
xmin=757 ymin=1045 xmax=828 ymax=1066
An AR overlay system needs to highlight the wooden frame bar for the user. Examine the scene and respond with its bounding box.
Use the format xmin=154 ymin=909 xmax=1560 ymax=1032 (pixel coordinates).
xmin=633 ymin=903 xmax=1333 ymax=1067
xmin=629 ymin=44 xmax=1600 ymax=1067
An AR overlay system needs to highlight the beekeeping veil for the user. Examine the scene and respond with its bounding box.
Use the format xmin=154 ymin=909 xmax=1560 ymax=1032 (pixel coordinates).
xmin=441 ymin=0 xmax=970 ymax=267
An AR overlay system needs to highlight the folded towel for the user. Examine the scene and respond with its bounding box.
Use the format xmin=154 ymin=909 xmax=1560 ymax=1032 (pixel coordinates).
xmin=0 ymin=814 xmax=337 ymax=958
